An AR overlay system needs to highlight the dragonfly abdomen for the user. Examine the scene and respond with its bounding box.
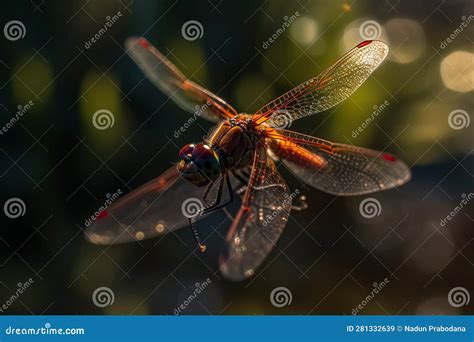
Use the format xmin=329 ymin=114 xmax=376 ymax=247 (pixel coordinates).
xmin=268 ymin=138 xmax=326 ymax=170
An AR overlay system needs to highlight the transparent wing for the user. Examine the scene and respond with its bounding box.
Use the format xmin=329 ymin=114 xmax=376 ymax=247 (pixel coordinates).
xmin=85 ymin=166 xmax=218 ymax=245
xmin=253 ymin=40 xmax=389 ymax=126
xmin=266 ymin=129 xmax=411 ymax=196
xmin=219 ymin=145 xmax=291 ymax=281
xmin=125 ymin=37 xmax=238 ymax=122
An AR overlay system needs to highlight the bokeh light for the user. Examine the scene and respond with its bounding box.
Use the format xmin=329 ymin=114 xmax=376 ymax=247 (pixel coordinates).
xmin=440 ymin=51 xmax=474 ymax=92
xmin=11 ymin=53 xmax=54 ymax=107
xmin=290 ymin=16 xmax=319 ymax=45
xmin=79 ymin=69 xmax=128 ymax=149
xmin=384 ymin=18 xmax=426 ymax=64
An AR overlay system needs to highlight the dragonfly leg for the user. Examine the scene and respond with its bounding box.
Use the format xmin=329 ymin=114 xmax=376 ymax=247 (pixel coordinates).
xmin=291 ymin=195 xmax=308 ymax=211
xmin=190 ymin=175 xmax=234 ymax=252
xmin=222 ymin=207 xmax=235 ymax=221
xmin=189 ymin=217 xmax=207 ymax=253
xmin=202 ymin=180 xmax=216 ymax=207
xmin=201 ymin=175 xmax=233 ymax=215
xmin=232 ymin=169 xmax=249 ymax=185
xmin=231 ymin=170 xmax=250 ymax=199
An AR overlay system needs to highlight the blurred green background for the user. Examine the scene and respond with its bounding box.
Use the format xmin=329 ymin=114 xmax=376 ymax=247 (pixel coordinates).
xmin=0 ymin=0 xmax=473 ymax=315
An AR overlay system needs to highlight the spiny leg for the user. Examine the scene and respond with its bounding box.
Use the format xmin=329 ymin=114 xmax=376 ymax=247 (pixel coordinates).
xmin=189 ymin=174 xmax=234 ymax=252
xmin=231 ymin=170 xmax=250 ymax=198
xmin=202 ymin=180 xmax=217 ymax=207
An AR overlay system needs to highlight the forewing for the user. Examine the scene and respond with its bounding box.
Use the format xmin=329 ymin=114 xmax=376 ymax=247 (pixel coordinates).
xmin=267 ymin=130 xmax=411 ymax=196
xmin=85 ymin=166 xmax=215 ymax=245
xmin=125 ymin=37 xmax=238 ymax=122
xmin=219 ymin=145 xmax=291 ymax=281
xmin=253 ymin=40 xmax=389 ymax=126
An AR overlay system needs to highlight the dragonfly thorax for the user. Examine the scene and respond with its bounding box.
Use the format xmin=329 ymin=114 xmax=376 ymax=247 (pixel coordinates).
xmin=177 ymin=143 xmax=222 ymax=187
xmin=208 ymin=116 xmax=258 ymax=170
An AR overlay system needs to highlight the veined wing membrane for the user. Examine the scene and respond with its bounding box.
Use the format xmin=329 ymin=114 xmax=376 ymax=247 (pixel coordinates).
xmin=219 ymin=145 xmax=291 ymax=281
xmin=253 ymin=40 xmax=389 ymax=126
xmin=85 ymin=166 xmax=215 ymax=245
xmin=267 ymin=130 xmax=411 ymax=195
xmin=125 ymin=37 xmax=237 ymax=122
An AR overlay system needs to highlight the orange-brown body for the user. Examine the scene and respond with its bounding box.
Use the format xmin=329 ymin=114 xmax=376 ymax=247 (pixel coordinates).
xmin=207 ymin=115 xmax=326 ymax=172
xmin=266 ymin=129 xmax=326 ymax=170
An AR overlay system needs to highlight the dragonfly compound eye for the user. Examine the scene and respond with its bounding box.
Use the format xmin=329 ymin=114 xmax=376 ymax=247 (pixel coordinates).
xmin=177 ymin=143 xmax=221 ymax=186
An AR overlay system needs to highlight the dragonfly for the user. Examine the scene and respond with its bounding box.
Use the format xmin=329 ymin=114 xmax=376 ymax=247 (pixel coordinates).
xmin=85 ymin=37 xmax=411 ymax=281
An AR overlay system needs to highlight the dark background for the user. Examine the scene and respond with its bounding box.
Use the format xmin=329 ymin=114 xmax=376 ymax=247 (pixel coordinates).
xmin=0 ymin=0 xmax=473 ymax=315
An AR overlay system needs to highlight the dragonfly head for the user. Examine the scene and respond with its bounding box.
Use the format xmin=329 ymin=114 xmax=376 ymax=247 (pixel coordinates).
xmin=177 ymin=143 xmax=222 ymax=186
